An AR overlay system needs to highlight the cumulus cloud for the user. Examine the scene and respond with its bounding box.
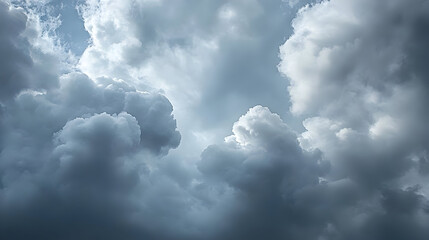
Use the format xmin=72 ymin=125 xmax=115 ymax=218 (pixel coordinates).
xmin=76 ymin=0 xmax=300 ymax=153
xmin=53 ymin=112 xmax=141 ymax=188
xmin=197 ymin=106 xmax=326 ymax=239
xmin=194 ymin=105 xmax=429 ymax=240
xmin=279 ymin=0 xmax=429 ymax=182
xmin=0 ymin=3 xmax=182 ymax=238
xmin=2 ymin=0 xmax=429 ymax=239
xmin=198 ymin=105 xmax=428 ymax=240
xmin=276 ymin=0 xmax=429 ymax=238
xmin=0 ymin=68 xmax=182 ymax=239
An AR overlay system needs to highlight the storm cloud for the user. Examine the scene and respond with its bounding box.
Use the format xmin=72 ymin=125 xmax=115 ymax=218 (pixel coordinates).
xmin=1 ymin=0 xmax=429 ymax=239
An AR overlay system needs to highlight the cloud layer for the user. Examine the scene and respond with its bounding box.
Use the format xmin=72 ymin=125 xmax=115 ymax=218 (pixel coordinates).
xmin=1 ymin=0 xmax=429 ymax=239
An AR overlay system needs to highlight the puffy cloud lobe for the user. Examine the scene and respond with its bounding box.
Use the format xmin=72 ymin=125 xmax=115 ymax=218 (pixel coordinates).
xmin=124 ymin=92 xmax=181 ymax=155
xmin=279 ymin=0 xmax=429 ymax=128
xmin=279 ymin=0 xmax=429 ymax=182
xmin=279 ymin=0 xmax=429 ymax=117
xmin=200 ymin=106 xmax=321 ymax=189
xmin=53 ymin=112 xmax=141 ymax=190
xmin=0 ymin=72 xmax=180 ymax=160
xmin=198 ymin=106 xmax=328 ymax=239
xmin=2 ymin=113 xmax=145 ymax=240
xmin=0 ymin=78 xmax=181 ymax=240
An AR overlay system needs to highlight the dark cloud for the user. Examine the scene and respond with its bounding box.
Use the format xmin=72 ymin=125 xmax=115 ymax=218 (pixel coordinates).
xmin=0 ymin=1 xmax=32 ymax=100
xmin=0 ymin=0 xmax=68 ymax=102
xmin=0 ymin=73 xmax=180 ymax=176
xmin=196 ymin=106 xmax=429 ymax=240
xmin=197 ymin=106 xmax=325 ymax=240
xmin=53 ymin=112 xmax=141 ymax=189
xmin=124 ymin=92 xmax=181 ymax=155
xmin=0 ymin=10 xmax=181 ymax=236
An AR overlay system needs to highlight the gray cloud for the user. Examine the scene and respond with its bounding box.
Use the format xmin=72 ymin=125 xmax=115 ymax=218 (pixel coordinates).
xmin=0 ymin=1 xmax=32 ymax=101
xmin=276 ymin=0 xmax=429 ymax=238
xmin=53 ymin=112 xmax=141 ymax=190
xmin=196 ymin=105 xmax=429 ymax=240
xmin=197 ymin=106 xmax=326 ymax=239
xmin=1 ymin=0 xmax=429 ymax=239
xmin=280 ymin=0 xmax=429 ymax=183
xmin=0 ymin=0 xmax=71 ymax=102
xmin=77 ymin=0 xmax=303 ymax=145
xmin=0 ymin=6 xmax=181 ymax=235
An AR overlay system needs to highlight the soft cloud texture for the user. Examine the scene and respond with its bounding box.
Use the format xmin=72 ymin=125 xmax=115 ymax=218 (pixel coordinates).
xmin=0 ymin=1 xmax=64 ymax=101
xmin=0 ymin=5 xmax=181 ymax=235
xmin=277 ymin=0 xmax=429 ymax=238
xmin=77 ymin=0 xmax=303 ymax=154
xmin=1 ymin=0 xmax=429 ymax=239
xmin=279 ymin=0 xmax=429 ymax=183
xmin=197 ymin=106 xmax=325 ymax=239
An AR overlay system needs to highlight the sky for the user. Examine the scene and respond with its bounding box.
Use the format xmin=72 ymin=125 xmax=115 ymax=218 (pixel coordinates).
xmin=1 ymin=0 xmax=429 ymax=239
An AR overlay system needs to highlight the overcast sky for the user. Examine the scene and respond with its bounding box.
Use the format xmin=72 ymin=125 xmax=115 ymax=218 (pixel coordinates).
xmin=1 ymin=0 xmax=429 ymax=239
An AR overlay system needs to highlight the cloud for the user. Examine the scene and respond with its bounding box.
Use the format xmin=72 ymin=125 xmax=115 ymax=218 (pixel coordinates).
xmin=279 ymin=0 xmax=429 ymax=184
xmin=0 ymin=0 xmax=74 ymax=102
xmin=279 ymin=0 xmax=429 ymax=238
xmin=76 ymin=0 xmax=299 ymax=151
xmin=197 ymin=105 xmax=327 ymax=239
xmin=0 ymin=4 xmax=181 ymax=236
xmin=0 ymin=2 xmax=33 ymax=100
xmin=2 ymin=0 xmax=429 ymax=239
xmin=196 ymin=105 xmax=429 ymax=240
xmin=53 ymin=112 xmax=141 ymax=189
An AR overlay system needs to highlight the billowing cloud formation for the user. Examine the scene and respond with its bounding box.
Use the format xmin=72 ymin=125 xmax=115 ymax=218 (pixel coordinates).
xmin=0 ymin=73 xmax=181 ymax=239
xmin=199 ymin=106 xmax=429 ymax=240
xmin=277 ymin=0 xmax=429 ymax=238
xmin=0 ymin=3 xmax=181 ymax=237
xmin=197 ymin=106 xmax=325 ymax=239
xmin=1 ymin=0 xmax=429 ymax=239
xmin=279 ymin=0 xmax=429 ymax=183
xmin=77 ymin=0 xmax=300 ymax=146
xmin=0 ymin=1 xmax=63 ymax=101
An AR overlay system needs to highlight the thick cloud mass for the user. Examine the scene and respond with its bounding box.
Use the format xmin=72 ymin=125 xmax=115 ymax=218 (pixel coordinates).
xmin=197 ymin=106 xmax=325 ymax=239
xmin=0 ymin=0 xmax=70 ymax=102
xmin=1 ymin=0 xmax=429 ymax=239
xmin=0 ymin=3 xmax=181 ymax=235
xmin=77 ymin=0 xmax=301 ymax=150
xmin=277 ymin=0 xmax=429 ymax=238
xmin=0 ymin=71 xmax=182 ymax=239
xmin=0 ymin=1 xmax=30 ymax=100
xmin=279 ymin=0 xmax=429 ymax=183
xmin=197 ymin=106 xmax=429 ymax=240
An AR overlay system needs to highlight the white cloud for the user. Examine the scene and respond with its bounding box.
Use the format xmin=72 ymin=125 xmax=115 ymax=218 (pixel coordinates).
xmin=279 ymin=0 xmax=429 ymax=184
